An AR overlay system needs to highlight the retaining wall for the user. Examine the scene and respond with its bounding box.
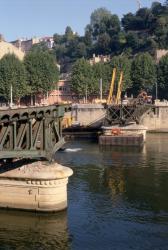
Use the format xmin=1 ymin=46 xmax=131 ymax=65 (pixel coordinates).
xmin=72 ymin=104 xmax=168 ymax=131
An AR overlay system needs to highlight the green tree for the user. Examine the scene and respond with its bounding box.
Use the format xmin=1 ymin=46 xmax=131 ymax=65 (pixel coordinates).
xmin=24 ymin=51 xmax=59 ymax=94
xmin=88 ymin=7 xmax=121 ymax=53
xmin=71 ymin=58 xmax=94 ymax=96
xmin=157 ymin=54 xmax=168 ymax=99
xmin=109 ymin=55 xmax=132 ymax=91
xmin=92 ymin=62 xmax=111 ymax=94
xmin=90 ymin=8 xmax=112 ymax=29
xmin=0 ymin=54 xmax=28 ymax=101
xmin=64 ymin=26 xmax=75 ymax=42
xmin=131 ymin=53 xmax=156 ymax=94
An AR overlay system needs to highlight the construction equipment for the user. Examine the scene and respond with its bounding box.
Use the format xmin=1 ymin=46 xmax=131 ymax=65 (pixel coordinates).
xmin=107 ymin=68 xmax=116 ymax=104
xmin=129 ymin=91 xmax=152 ymax=105
xmin=107 ymin=68 xmax=123 ymax=105
xmin=115 ymin=71 xmax=123 ymax=105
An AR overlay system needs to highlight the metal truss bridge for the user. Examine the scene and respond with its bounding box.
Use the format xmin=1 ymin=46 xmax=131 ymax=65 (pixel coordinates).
xmin=104 ymin=104 xmax=153 ymax=126
xmin=0 ymin=105 xmax=70 ymax=161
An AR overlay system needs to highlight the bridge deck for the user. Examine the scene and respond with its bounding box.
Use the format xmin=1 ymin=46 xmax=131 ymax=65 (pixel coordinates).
xmin=0 ymin=104 xmax=71 ymax=161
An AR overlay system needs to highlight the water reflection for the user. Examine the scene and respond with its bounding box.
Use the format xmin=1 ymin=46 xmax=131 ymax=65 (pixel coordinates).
xmin=104 ymin=167 xmax=125 ymax=196
xmin=0 ymin=210 xmax=70 ymax=250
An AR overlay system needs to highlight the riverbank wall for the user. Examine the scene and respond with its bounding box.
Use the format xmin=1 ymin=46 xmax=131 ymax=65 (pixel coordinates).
xmin=71 ymin=103 xmax=168 ymax=132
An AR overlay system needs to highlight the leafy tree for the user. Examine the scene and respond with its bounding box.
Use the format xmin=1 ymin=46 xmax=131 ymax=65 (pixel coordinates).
xmin=71 ymin=58 xmax=94 ymax=96
xmin=157 ymin=54 xmax=168 ymax=99
xmin=90 ymin=8 xmax=112 ymax=29
xmin=122 ymin=13 xmax=137 ymax=31
xmin=64 ymin=26 xmax=75 ymax=42
xmin=53 ymin=33 xmax=65 ymax=45
xmin=24 ymin=51 xmax=59 ymax=94
xmin=88 ymin=7 xmax=121 ymax=51
xmin=131 ymin=53 xmax=156 ymax=94
xmin=75 ymin=42 xmax=87 ymax=58
xmin=96 ymin=33 xmax=111 ymax=54
xmin=125 ymin=32 xmax=140 ymax=50
xmin=52 ymin=1 xmax=168 ymax=73
xmin=0 ymin=54 xmax=28 ymax=101
xmin=92 ymin=63 xmax=111 ymax=94
xmin=109 ymin=55 xmax=132 ymax=91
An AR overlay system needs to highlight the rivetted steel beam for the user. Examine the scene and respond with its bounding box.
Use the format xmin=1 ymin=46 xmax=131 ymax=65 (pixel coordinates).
xmin=0 ymin=104 xmax=70 ymax=161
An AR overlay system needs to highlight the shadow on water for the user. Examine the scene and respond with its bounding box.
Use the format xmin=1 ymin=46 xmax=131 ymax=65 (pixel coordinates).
xmin=55 ymin=134 xmax=168 ymax=249
xmin=1 ymin=134 xmax=168 ymax=250
xmin=0 ymin=209 xmax=70 ymax=250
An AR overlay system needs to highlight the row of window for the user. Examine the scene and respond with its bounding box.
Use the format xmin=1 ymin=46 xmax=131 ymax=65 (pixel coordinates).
xmin=58 ymin=86 xmax=67 ymax=91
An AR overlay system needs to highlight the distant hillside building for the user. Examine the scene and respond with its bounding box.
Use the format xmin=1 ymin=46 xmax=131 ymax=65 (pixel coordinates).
xmin=89 ymin=54 xmax=111 ymax=65
xmin=11 ymin=36 xmax=54 ymax=54
xmin=155 ymin=49 xmax=168 ymax=63
xmin=0 ymin=35 xmax=24 ymax=60
xmin=48 ymin=79 xmax=73 ymax=105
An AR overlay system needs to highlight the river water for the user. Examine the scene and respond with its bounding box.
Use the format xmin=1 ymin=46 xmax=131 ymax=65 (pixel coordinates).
xmin=0 ymin=134 xmax=168 ymax=250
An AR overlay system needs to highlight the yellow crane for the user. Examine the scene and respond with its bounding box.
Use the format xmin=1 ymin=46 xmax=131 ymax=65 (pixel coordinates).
xmin=115 ymin=71 xmax=123 ymax=104
xmin=107 ymin=68 xmax=123 ymax=105
xmin=107 ymin=68 xmax=116 ymax=104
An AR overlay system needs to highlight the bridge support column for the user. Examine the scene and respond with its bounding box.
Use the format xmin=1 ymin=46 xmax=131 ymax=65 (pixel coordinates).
xmin=0 ymin=161 xmax=73 ymax=212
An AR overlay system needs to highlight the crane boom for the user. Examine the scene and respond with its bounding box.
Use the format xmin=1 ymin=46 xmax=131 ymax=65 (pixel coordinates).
xmin=107 ymin=68 xmax=116 ymax=104
xmin=116 ymin=71 xmax=123 ymax=104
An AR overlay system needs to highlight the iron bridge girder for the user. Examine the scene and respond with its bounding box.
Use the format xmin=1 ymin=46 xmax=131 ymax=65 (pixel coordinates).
xmin=104 ymin=104 xmax=153 ymax=125
xmin=0 ymin=104 xmax=70 ymax=161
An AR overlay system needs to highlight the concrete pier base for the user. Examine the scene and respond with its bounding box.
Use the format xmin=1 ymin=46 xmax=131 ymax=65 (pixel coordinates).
xmin=0 ymin=161 xmax=73 ymax=212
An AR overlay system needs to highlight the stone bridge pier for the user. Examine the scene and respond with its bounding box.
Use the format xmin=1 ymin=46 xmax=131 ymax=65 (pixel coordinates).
xmin=0 ymin=161 xmax=73 ymax=212
xmin=0 ymin=105 xmax=73 ymax=212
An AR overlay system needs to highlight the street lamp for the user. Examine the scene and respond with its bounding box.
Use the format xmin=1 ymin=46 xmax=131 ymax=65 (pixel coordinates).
xmin=156 ymin=81 xmax=158 ymax=100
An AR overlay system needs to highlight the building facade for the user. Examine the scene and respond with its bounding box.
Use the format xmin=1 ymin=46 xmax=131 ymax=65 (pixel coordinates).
xmin=0 ymin=40 xmax=25 ymax=60
xmin=11 ymin=36 xmax=54 ymax=54
xmin=89 ymin=54 xmax=111 ymax=65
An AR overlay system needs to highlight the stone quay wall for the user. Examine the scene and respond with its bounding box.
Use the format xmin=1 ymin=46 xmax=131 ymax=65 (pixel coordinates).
xmin=141 ymin=105 xmax=168 ymax=131
xmin=72 ymin=103 xmax=168 ymax=131
xmin=72 ymin=104 xmax=106 ymax=127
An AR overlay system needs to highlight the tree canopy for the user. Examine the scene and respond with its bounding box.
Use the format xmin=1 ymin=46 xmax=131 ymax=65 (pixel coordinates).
xmin=0 ymin=54 xmax=29 ymax=101
xmin=52 ymin=1 xmax=168 ymax=74
xmin=131 ymin=53 xmax=156 ymax=94
xmin=71 ymin=58 xmax=94 ymax=96
xmin=157 ymin=54 xmax=168 ymax=99
xmin=109 ymin=55 xmax=132 ymax=91
xmin=24 ymin=51 xmax=59 ymax=94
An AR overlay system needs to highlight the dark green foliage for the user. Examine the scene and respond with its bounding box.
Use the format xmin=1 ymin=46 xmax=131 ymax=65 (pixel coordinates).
xmin=122 ymin=2 xmax=168 ymax=52
xmin=92 ymin=63 xmax=111 ymax=94
xmin=24 ymin=51 xmax=59 ymax=93
xmin=0 ymin=54 xmax=29 ymax=101
xmin=157 ymin=54 xmax=168 ymax=98
xmin=131 ymin=53 xmax=156 ymax=94
xmin=70 ymin=58 xmax=94 ymax=96
xmin=109 ymin=55 xmax=132 ymax=91
xmin=51 ymin=2 xmax=168 ymax=99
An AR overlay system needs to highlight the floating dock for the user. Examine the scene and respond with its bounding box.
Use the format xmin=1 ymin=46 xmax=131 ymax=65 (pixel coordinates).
xmin=99 ymin=124 xmax=147 ymax=146
xmin=99 ymin=134 xmax=144 ymax=146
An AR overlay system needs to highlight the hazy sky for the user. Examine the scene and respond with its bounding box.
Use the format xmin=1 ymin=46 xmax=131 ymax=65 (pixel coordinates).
xmin=0 ymin=0 xmax=164 ymax=41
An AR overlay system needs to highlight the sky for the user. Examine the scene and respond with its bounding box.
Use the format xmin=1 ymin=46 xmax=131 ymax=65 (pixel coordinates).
xmin=0 ymin=0 xmax=165 ymax=42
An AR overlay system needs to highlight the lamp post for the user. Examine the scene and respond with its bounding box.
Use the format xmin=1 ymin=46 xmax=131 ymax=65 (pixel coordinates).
xmin=10 ymin=84 xmax=13 ymax=108
xmin=99 ymin=78 xmax=102 ymax=102
xmin=85 ymin=84 xmax=88 ymax=103
xmin=156 ymin=81 xmax=158 ymax=100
